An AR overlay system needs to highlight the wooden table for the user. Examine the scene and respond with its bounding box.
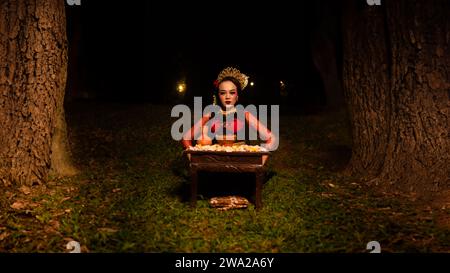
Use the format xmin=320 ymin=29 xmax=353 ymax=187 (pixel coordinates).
xmin=184 ymin=150 xmax=270 ymax=209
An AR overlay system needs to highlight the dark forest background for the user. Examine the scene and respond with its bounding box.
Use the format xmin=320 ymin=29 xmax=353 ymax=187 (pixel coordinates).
xmin=65 ymin=0 xmax=341 ymax=111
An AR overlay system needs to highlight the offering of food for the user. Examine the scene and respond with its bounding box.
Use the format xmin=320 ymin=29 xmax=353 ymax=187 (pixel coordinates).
xmin=188 ymin=144 xmax=268 ymax=152
xmin=215 ymin=134 xmax=236 ymax=146
xmin=209 ymin=196 xmax=249 ymax=211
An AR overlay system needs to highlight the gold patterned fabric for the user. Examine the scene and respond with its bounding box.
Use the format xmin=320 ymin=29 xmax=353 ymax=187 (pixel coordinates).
xmin=209 ymin=196 xmax=250 ymax=211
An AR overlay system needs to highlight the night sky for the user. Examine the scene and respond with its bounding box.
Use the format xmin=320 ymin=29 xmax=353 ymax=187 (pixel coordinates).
xmin=66 ymin=1 xmax=338 ymax=107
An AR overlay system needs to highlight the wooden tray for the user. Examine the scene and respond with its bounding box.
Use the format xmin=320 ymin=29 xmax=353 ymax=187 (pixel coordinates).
xmin=184 ymin=150 xmax=270 ymax=165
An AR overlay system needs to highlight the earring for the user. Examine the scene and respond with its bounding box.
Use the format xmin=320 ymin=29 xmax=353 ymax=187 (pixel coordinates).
xmin=213 ymin=95 xmax=217 ymax=105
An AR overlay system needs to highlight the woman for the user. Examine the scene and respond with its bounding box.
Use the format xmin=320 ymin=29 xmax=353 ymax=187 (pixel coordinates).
xmin=181 ymin=67 xmax=276 ymax=157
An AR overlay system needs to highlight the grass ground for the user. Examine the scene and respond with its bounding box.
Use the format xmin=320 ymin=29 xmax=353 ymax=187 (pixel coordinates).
xmin=0 ymin=101 xmax=449 ymax=252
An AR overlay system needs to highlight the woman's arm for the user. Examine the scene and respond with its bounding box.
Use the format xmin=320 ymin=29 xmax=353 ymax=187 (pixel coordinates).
xmin=181 ymin=115 xmax=212 ymax=149
xmin=245 ymin=112 xmax=277 ymax=151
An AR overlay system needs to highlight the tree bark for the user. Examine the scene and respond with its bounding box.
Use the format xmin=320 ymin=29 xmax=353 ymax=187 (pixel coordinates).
xmin=342 ymin=0 xmax=450 ymax=197
xmin=379 ymin=0 xmax=450 ymax=194
xmin=0 ymin=0 xmax=76 ymax=186
xmin=342 ymin=0 xmax=391 ymax=178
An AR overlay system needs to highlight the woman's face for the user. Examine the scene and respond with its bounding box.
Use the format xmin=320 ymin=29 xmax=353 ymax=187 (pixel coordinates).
xmin=218 ymin=80 xmax=238 ymax=108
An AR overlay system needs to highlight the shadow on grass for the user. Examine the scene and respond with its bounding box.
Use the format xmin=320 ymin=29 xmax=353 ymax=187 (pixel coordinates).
xmin=321 ymin=145 xmax=352 ymax=171
xmin=169 ymin=156 xmax=190 ymax=203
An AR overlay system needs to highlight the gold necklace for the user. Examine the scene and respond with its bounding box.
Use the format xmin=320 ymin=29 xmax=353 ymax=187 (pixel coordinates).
xmin=220 ymin=107 xmax=237 ymax=115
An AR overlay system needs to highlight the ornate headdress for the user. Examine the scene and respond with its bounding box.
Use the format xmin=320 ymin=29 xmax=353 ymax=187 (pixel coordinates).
xmin=216 ymin=67 xmax=249 ymax=90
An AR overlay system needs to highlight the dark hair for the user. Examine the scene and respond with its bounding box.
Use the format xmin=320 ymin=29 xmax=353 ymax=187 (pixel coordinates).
xmin=214 ymin=76 xmax=242 ymax=108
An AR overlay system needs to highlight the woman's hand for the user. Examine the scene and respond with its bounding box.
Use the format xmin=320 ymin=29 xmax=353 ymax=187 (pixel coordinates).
xmin=198 ymin=125 xmax=213 ymax=145
xmin=245 ymin=111 xmax=278 ymax=152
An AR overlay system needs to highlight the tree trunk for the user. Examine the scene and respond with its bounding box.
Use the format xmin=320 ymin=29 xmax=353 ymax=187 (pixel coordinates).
xmin=342 ymin=0 xmax=450 ymax=197
xmin=0 ymin=0 xmax=76 ymax=186
xmin=342 ymin=0 xmax=391 ymax=178
xmin=380 ymin=0 xmax=450 ymax=194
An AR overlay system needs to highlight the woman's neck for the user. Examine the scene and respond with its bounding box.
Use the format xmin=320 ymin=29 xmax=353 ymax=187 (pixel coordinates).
xmin=220 ymin=106 xmax=237 ymax=115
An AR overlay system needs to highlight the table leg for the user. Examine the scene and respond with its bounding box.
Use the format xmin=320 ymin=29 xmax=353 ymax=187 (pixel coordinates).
xmin=255 ymin=171 xmax=264 ymax=209
xmin=190 ymin=169 xmax=198 ymax=207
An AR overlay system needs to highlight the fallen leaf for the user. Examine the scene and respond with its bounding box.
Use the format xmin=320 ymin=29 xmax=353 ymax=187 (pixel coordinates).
xmin=97 ymin=227 xmax=118 ymax=233
xmin=61 ymin=197 xmax=71 ymax=202
xmin=328 ymin=183 xmax=336 ymax=188
xmin=53 ymin=211 xmax=66 ymax=217
xmin=49 ymin=220 xmax=60 ymax=230
xmin=10 ymin=201 xmax=25 ymax=210
xmin=0 ymin=232 xmax=10 ymax=241
xmin=321 ymin=193 xmax=334 ymax=198
xmin=19 ymin=186 xmax=31 ymax=195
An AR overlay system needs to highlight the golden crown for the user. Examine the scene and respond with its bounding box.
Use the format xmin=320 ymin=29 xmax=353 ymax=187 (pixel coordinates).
xmin=216 ymin=67 xmax=249 ymax=90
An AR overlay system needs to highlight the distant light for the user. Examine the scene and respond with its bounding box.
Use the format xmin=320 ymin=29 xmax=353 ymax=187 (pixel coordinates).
xmin=280 ymin=80 xmax=287 ymax=97
xmin=250 ymin=82 xmax=254 ymax=86
xmin=177 ymin=83 xmax=186 ymax=93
